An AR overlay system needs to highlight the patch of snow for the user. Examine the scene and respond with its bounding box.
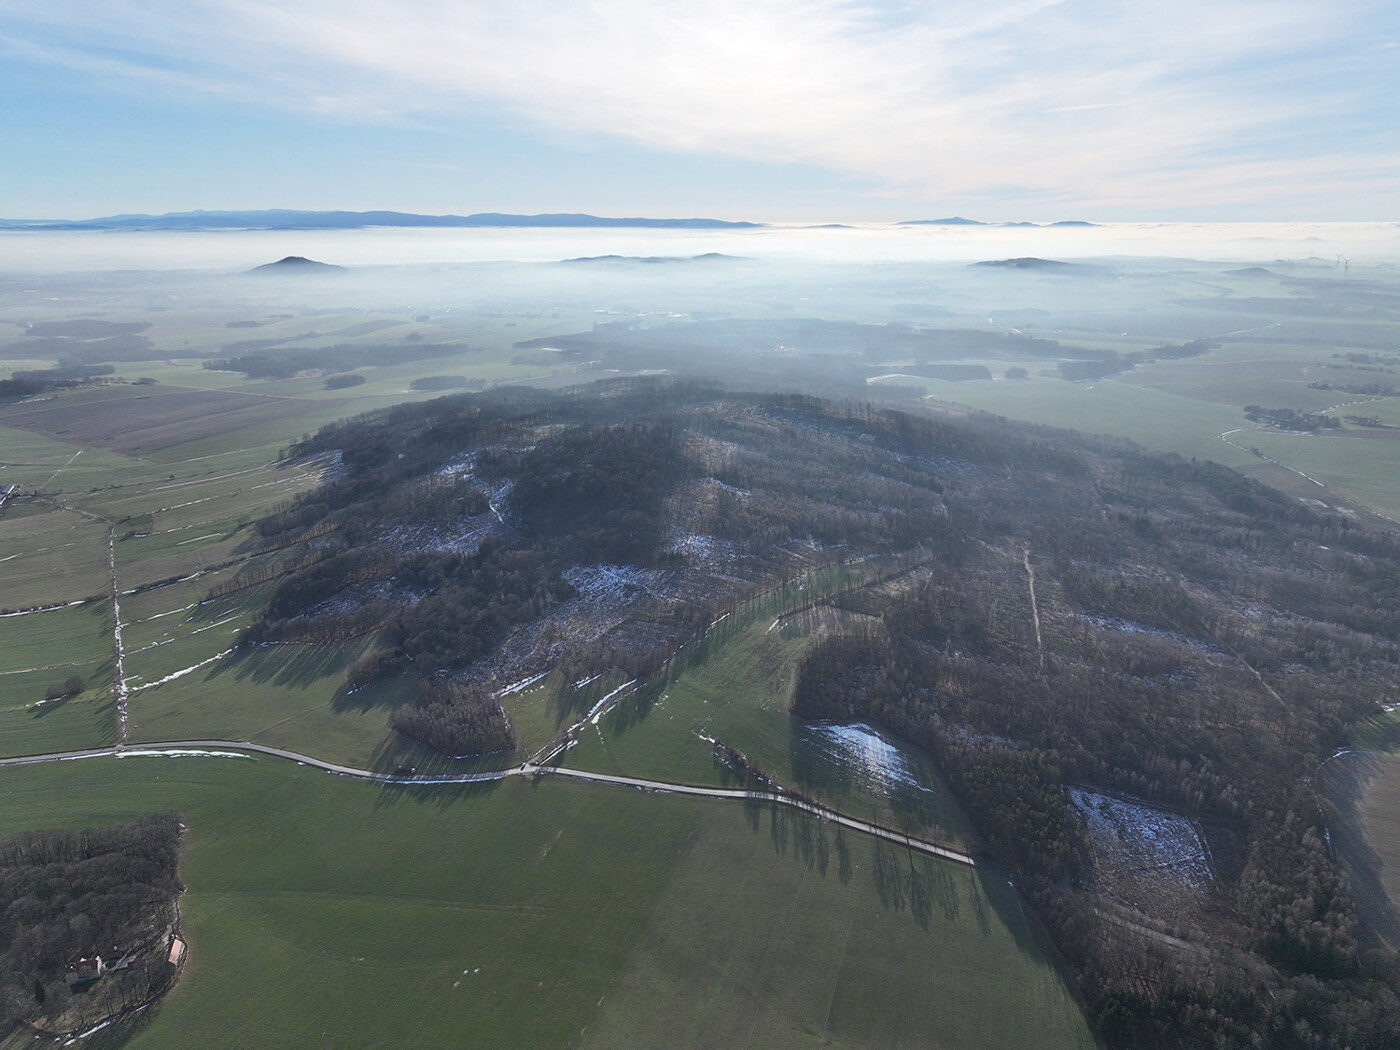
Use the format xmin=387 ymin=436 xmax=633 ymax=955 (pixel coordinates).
xmin=159 ymin=496 xmax=216 ymax=512
xmin=805 ymin=722 xmax=927 ymax=791
xmin=435 ymin=453 xmax=476 ymax=478
xmin=562 ymin=564 xmax=667 ymax=605
xmin=176 ymin=532 xmax=222 ymax=546
xmin=495 ymin=672 xmax=549 ymax=698
xmin=588 ymin=679 xmax=637 ymax=723
xmin=1079 ymin=613 xmax=1222 ymax=654
xmin=0 ymin=601 xmax=73 ymax=618
xmin=116 ymin=749 xmax=254 ymax=760
xmin=128 ymin=638 xmax=174 ymax=656
xmin=134 ymin=603 xmax=197 ymax=624
xmin=189 ymin=614 xmax=239 ymax=635
xmin=488 ymin=480 xmax=513 ymax=526
xmin=1070 ymin=788 xmax=1212 ymax=888
xmin=129 ymin=649 xmax=233 ymax=692
xmin=708 ymin=478 xmax=749 ymax=497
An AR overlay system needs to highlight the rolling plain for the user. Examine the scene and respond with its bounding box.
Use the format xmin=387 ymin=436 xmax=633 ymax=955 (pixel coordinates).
xmin=3 ymin=240 xmax=1400 ymax=1047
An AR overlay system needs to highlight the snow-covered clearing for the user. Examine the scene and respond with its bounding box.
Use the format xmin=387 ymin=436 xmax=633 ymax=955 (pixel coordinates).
xmin=562 ymin=563 xmax=668 ymax=606
xmin=1078 ymin=613 xmax=1221 ymax=654
xmin=434 ymin=453 xmax=476 ymax=478
xmin=803 ymin=722 xmax=928 ymax=793
xmin=1070 ymin=788 xmax=1212 ymax=890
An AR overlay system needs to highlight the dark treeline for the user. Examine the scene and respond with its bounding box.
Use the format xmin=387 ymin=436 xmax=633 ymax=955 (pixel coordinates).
xmin=323 ymin=372 xmax=366 ymax=389
xmin=0 ymin=321 xmax=154 ymax=367
xmin=511 ymin=318 xmax=1098 ymax=399
xmin=0 ymin=364 xmax=114 ymax=399
xmin=204 ymin=341 xmax=468 ymax=379
xmin=1059 ymin=339 xmax=1215 ymax=382
xmin=0 ymin=815 xmax=184 ymax=1029
xmin=1308 ymin=381 xmax=1398 ymax=396
xmin=514 ymin=317 xmax=1069 ymax=361
xmin=1245 ymin=405 xmax=1342 ymax=431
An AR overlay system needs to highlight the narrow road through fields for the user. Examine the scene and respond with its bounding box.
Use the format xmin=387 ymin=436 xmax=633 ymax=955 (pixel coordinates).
xmin=1218 ymin=427 xmax=1328 ymax=488
xmin=0 ymin=741 xmax=978 ymax=868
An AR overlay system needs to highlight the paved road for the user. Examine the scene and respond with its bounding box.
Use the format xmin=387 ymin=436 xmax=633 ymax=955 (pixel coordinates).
xmin=0 ymin=741 xmax=977 ymax=868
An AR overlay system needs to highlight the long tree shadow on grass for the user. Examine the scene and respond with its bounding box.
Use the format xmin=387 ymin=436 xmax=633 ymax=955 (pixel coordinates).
xmin=740 ymin=795 xmax=851 ymax=882
xmin=871 ymin=837 xmax=965 ymax=931
xmin=597 ymin=677 xmax=665 ymax=734
xmin=746 ymin=797 xmax=844 ymax=881
xmin=330 ymin=673 xmax=413 ymax=715
xmin=208 ymin=640 xmax=368 ymax=690
xmin=369 ymin=775 xmax=502 ymax=814
xmin=362 ymin=728 xmax=515 ymax=787
xmin=1323 ymin=749 xmax=1400 ymax=950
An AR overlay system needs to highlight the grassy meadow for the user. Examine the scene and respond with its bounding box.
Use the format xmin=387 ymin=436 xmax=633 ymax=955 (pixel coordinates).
xmin=0 ymin=756 xmax=1092 ymax=1050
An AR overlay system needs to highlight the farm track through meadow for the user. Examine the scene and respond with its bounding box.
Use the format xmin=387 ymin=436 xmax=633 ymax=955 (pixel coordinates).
xmin=44 ymin=493 xmax=132 ymax=743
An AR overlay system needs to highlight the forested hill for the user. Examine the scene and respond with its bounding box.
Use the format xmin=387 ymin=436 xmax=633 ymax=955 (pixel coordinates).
xmin=246 ymin=378 xmax=1400 ymax=1046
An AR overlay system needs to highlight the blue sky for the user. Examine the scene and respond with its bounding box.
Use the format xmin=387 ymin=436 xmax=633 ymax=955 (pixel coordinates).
xmin=2 ymin=0 xmax=1396 ymax=222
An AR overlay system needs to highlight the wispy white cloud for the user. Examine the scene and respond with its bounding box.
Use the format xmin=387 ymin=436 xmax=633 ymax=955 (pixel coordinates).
xmin=3 ymin=0 xmax=1396 ymax=212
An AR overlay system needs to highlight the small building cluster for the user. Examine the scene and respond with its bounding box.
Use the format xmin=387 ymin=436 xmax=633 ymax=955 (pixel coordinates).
xmin=65 ymin=957 xmax=106 ymax=987
xmin=64 ymin=933 xmax=185 ymax=990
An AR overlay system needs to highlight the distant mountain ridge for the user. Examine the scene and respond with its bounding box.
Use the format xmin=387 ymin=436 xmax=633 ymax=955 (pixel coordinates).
xmin=899 ymin=217 xmax=1097 ymax=227
xmin=0 ymin=210 xmax=762 ymax=231
xmin=0 ymin=210 xmax=1102 ymax=231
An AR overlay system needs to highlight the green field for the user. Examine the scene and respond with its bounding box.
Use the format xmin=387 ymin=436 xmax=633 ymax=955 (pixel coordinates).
xmin=0 ymin=690 xmax=116 ymax=758
xmin=0 ymin=600 xmax=112 ymax=676
xmin=0 ymin=757 xmax=1093 ymax=1050
xmin=915 ymin=328 xmax=1400 ymax=521
xmin=0 ymin=505 xmax=110 ymax=607
xmin=561 ymin=591 xmax=978 ymax=847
